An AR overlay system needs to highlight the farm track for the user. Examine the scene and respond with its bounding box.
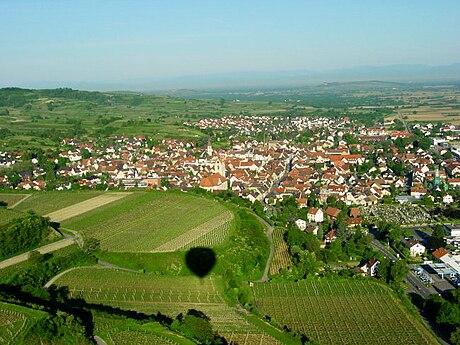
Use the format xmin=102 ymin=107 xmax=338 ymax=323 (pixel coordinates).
xmin=44 ymin=193 xmax=131 ymax=222
xmin=0 ymin=238 xmax=75 ymax=269
xmin=5 ymin=194 xmax=31 ymax=209
xmin=252 ymin=214 xmax=274 ymax=283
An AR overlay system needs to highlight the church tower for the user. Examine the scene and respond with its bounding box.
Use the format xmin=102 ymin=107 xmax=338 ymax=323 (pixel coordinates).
xmin=207 ymin=138 xmax=213 ymax=156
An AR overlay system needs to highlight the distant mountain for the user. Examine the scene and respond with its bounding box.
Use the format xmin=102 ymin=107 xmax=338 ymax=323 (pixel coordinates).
xmin=11 ymin=63 xmax=460 ymax=92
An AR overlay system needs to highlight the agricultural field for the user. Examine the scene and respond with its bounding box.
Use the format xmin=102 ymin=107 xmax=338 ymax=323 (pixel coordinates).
xmin=52 ymin=268 xmax=279 ymax=342
xmin=0 ymin=208 xmax=24 ymax=227
xmin=269 ymin=227 xmax=292 ymax=276
xmin=0 ymin=301 xmax=46 ymax=344
xmin=14 ymin=190 xmax=104 ymax=215
xmin=44 ymin=192 xmax=130 ymax=222
xmin=153 ymin=211 xmax=233 ymax=252
xmin=62 ymin=192 xmax=232 ymax=252
xmin=253 ymin=280 xmax=439 ymax=345
xmin=92 ymin=315 xmax=193 ymax=345
xmin=0 ymin=194 xmax=30 ymax=208
xmin=0 ymin=88 xmax=290 ymax=151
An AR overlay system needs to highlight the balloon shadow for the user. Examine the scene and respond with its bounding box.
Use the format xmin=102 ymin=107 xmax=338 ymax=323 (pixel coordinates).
xmin=185 ymin=247 xmax=216 ymax=278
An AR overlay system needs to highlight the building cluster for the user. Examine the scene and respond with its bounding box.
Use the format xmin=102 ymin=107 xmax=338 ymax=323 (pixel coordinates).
xmin=1 ymin=116 xmax=460 ymax=216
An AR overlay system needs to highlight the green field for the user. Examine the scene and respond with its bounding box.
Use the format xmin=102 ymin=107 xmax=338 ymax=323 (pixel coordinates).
xmin=0 ymin=194 xmax=30 ymax=208
xmin=52 ymin=268 xmax=280 ymax=342
xmin=0 ymin=88 xmax=290 ymax=151
xmin=0 ymin=208 xmax=25 ymax=226
xmin=253 ymin=280 xmax=439 ymax=345
xmin=62 ymin=192 xmax=231 ymax=252
xmin=92 ymin=314 xmax=194 ymax=345
xmin=14 ymin=190 xmax=103 ymax=215
xmin=0 ymin=301 xmax=47 ymax=344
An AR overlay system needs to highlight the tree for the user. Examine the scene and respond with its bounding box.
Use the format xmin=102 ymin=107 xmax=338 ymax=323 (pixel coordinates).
xmin=296 ymin=250 xmax=319 ymax=277
xmin=336 ymin=221 xmax=349 ymax=242
xmin=83 ymin=237 xmax=100 ymax=254
xmin=389 ymin=259 xmax=409 ymax=284
xmin=430 ymin=225 xmax=446 ymax=251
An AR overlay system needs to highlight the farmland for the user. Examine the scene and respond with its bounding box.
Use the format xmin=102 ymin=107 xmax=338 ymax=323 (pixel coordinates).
xmin=0 ymin=194 xmax=29 ymax=208
xmin=52 ymin=268 xmax=280 ymax=342
xmin=253 ymin=279 xmax=439 ymax=345
xmin=0 ymin=208 xmax=24 ymax=227
xmin=62 ymin=192 xmax=231 ymax=252
xmin=269 ymin=227 xmax=292 ymax=276
xmin=14 ymin=190 xmax=104 ymax=215
xmin=44 ymin=192 xmax=130 ymax=222
xmin=0 ymin=301 xmax=46 ymax=344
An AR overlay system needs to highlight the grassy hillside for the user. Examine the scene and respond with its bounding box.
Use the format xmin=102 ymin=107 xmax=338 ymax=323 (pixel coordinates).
xmin=0 ymin=87 xmax=289 ymax=150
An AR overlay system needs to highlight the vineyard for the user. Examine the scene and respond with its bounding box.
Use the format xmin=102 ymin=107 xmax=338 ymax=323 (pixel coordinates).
xmin=253 ymin=280 xmax=439 ymax=345
xmin=52 ymin=268 xmax=278 ymax=342
xmin=44 ymin=192 xmax=130 ymax=222
xmin=152 ymin=211 xmax=233 ymax=252
xmin=269 ymin=227 xmax=292 ymax=276
xmin=62 ymin=192 xmax=231 ymax=252
xmin=14 ymin=190 xmax=104 ymax=215
xmin=92 ymin=315 xmax=191 ymax=345
xmin=0 ymin=302 xmax=46 ymax=344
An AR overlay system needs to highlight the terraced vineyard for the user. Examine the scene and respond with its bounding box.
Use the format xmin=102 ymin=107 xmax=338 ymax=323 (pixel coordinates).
xmin=253 ymin=280 xmax=439 ymax=345
xmin=0 ymin=301 xmax=46 ymax=344
xmin=269 ymin=227 xmax=292 ymax=276
xmin=62 ymin=192 xmax=231 ymax=252
xmin=52 ymin=268 xmax=279 ymax=342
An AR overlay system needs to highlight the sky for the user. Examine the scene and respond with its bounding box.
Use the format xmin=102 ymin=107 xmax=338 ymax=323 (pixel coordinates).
xmin=1 ymin=0 xmax=459 ymax=87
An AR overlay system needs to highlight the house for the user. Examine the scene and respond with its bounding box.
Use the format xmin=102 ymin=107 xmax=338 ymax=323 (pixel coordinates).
xmin=404 ymin=238 xmax=426 ymax=257
xmin=307 ymin=208 xmax=324 ymax=223
xmin=295 ymin=219 xmax=307 ymax=231
xmin=346 ymin=217 xmax=363 ymax=228
xmin=325 ymin=207 xmax=341 ymax=220
xmin=349 ymin=208 xmax=360 ymax=218
xmin=360 ymin=257 xmax=380 ymax=277
xmin=410 ymin=186 xmax=428 ymax=199
xmin=324 ymin=229 xmax=337 ymax=245
xmin=432 ymin=247 xmax=449 ymax=260
xmin=199 ymin=172 xmax=227 ymax=192
xmin=443 ymin=194 xmax=454 ymax=204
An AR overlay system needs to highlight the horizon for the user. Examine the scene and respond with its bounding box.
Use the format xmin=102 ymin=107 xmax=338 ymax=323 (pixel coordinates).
xmin=1 ymin=1 xmax=460 ymax=90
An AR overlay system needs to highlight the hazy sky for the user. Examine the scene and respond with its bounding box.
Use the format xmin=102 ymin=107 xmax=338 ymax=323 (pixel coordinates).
xmin=1 ymin=0 xmax=459 ymax=86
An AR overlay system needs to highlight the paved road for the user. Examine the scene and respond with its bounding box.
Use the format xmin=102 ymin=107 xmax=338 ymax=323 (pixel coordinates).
xmin=252 ymin=214 xmax=274 ymax=283
xmin=0 ymin=238 xmax=75 ymax=269
xmin=370 ymin=235 xmax=437 ymax=298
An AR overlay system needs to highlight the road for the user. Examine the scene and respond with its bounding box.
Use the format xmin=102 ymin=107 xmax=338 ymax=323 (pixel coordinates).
xmin=0 ymin=238 xmax=75 ymax=269
xmin=370 ymin=235 xmax=436 ymax=299
xmin=252 ymin=214 xmax=274 ymax=283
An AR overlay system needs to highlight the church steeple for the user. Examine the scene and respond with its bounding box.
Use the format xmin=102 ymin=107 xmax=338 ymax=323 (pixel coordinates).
xmin=207 ymin=138 xmax=213 ymax=156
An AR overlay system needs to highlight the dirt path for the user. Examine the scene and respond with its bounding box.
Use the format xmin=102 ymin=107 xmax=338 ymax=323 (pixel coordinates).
xmin=44 ymin=192 xmax=130 ymax=223
xmin=6 ymin=194 xmax=31 ymax=209
xmin=0 ymin=238 xmax=75 ymax=269
xmin=252 ymin=214 xmax=274 ymax=283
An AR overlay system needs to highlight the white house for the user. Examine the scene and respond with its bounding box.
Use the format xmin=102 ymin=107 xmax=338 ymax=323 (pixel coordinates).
xmin=361 ymin=257 xmax=380 ymax=277
xmin=405 ymin=238 xmax=426 ymax=257
xmin=295 ymin=219 xmax=307 ymax=231
xmin=443 ymin=194 xmax=454 ymax=204
xmin=307 ymin=208 xmax=324 ymax=223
